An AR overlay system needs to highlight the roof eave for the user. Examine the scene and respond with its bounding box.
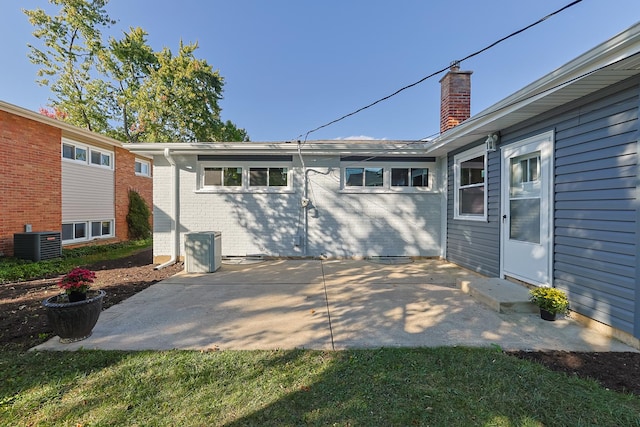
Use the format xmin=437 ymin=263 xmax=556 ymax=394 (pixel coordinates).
xmin=0 ymin=100 xmax=126 ymax=149
xmin=123 ymin=140 xmax=429 ymax=157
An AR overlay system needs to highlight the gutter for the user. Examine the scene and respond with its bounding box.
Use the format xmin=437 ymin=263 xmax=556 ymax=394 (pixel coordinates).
xmin=154 ymin=148 xmax=179 ymax=270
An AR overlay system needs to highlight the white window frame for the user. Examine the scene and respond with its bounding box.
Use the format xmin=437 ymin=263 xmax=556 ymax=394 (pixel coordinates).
xmin=62 ymin=219 xmax=114 ymax=244
xmin=340 ymin=162 xmax=434 ymax=193
xmin=90 ymin=147 xmax=113 ymax=170
xmin=62 ymin=138 xmax=114 ymax=170
xmin=197 ymin=161 xmax=293 ymax=193
xmin=135 ymin=158 xmax=151 ymax=177
xmin=61 ymin=141 xmax=89 ymax=165
xmin=453 ymin=145 xmax=487 ymax=221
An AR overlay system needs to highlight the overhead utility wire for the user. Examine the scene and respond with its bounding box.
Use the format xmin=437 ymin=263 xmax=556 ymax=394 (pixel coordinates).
xmin=330 ymin=50 xmax=640 ymax=168
xmin=295 ymin=0 xmax=583 ymax=141
xmin=417 ymin=50 xmax=640 ymax=142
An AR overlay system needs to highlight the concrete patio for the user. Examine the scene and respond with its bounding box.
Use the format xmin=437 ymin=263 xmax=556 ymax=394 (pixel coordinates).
xmin=34 ymin=259 xmax=637 ymax=352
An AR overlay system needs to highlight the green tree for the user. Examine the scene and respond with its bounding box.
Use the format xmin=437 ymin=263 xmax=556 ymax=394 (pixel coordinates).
xmin=25 ymin=0 xmax=248 ymax=142
xmin=25 ymin=0 xmax=114 ymax=133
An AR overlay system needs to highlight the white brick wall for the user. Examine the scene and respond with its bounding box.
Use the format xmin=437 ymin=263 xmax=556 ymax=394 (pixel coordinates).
xmin=152 ymin=154 xmax=442 ymax=258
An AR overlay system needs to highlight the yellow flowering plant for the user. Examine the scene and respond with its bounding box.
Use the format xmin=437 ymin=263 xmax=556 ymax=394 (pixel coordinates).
xmin=529 ymin=287 xmax=569 ymax=315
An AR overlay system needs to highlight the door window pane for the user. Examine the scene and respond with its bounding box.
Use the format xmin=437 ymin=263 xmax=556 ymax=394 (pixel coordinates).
xmin=510 ymin=199 xmax=541 ymax=243
xmin=510 ymin=153 xmax=541 ymax=197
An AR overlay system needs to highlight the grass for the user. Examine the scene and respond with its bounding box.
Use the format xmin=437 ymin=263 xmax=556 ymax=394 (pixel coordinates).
xmin=0 ymin=238 xmax=151 ymax=283
xmin=1 ymin=347 xmax=639 ymax=426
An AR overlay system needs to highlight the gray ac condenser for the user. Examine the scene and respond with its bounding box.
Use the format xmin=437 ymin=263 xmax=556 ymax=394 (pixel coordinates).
xmin=184 ymin=231 xmax=222 ymax=273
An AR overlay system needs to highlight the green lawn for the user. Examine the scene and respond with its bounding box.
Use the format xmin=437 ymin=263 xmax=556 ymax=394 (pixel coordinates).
xmin=1 ymin=347 xmax=638 ymax=426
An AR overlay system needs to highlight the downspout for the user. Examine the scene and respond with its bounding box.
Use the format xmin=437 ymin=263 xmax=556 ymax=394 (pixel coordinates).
xmin=155 ymin=147 xmax=179 ymax=270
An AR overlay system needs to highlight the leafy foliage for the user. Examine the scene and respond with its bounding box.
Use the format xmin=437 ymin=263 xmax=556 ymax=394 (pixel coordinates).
xmin=24 ymin=0 xmax=248 ymax=142
xmin=126 ymin=189 xmax=151 ymax=239
xmin=529 ymin=287 xmax=570 ymax=315
xmin=0 ymin=239 xmax=150 ymax=284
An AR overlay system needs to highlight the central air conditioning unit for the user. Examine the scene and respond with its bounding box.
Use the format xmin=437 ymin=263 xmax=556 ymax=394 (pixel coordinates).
xmin=13 ymin=231 xmax=63 ymax=262
xmin=185 ymin=231 xmax=222 ymax=273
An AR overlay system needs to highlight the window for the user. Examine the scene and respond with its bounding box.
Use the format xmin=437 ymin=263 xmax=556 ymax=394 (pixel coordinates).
xmin=391 ymin=168 xmax=429 ymax=187
xmin=91 ymin=220 xmax=113 ymax=238
xmin=62 ymin=142 xmax=87 ymax=163
xmin=62 ymin=223 xmax=86 ymax=241
xmin=62 ymin=139 xmax=112 ymax=169
xmin=135 ymin=159 xmax=151 ymax=177
xmin=249 ymin=167 xmax=288 ymax=187
xmin=62 ymin=220 xmax=113 ymax=243
xmin=203 ymin=167 xmax=243 ymax=188
xmin=454 ymin=146 xmax=487 ymax=220
xmin=90 ymin=149 xmax=112 ymax=168
xmin=345 ymin=167 xmax=384 ymax=187
xmin=198 ymin=162 xmax=292 ymax=192
xmin=340 ymin=162 xmax=432 ymax=192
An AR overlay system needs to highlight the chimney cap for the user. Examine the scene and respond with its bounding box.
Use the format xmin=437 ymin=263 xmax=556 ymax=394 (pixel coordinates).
xmin=450 ymin=60 xmax=461 ymax=71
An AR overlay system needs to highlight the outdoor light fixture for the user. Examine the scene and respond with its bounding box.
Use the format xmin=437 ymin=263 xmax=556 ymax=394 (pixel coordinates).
xmin=485 ymin=133 xmax=500 ymax=152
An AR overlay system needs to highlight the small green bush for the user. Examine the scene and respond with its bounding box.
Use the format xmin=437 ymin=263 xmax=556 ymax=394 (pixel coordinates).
xmin=126 ymin=189 xmax=151 ymax=240
xmin=529 ymin=287 xmax=570 ymax=315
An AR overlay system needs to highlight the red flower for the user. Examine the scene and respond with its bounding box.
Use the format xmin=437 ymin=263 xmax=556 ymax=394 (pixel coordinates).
xmin=57 ymin=268 xmax=96 ymax=294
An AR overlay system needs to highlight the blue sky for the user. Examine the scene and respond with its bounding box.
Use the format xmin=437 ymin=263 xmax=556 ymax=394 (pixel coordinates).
xmin=1 ymin=1 xmax=639 ymax=141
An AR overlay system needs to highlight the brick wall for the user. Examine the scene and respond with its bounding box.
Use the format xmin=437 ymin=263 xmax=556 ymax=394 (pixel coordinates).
xmin=0 ymin=111 xmax=62 ymax=256
xmin=439 ymin=65 xmax=472 ymax=133
xmin=114 ymin=146 xmax=153 ymax=241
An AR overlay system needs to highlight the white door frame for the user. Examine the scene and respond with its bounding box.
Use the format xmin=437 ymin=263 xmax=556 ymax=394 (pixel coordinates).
xmin=500 ymin=130 xmax=554 ymax=286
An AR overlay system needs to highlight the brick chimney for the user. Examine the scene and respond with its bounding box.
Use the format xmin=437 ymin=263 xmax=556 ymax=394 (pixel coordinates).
xmin=439 ymin=62 xmax=472 ymax=133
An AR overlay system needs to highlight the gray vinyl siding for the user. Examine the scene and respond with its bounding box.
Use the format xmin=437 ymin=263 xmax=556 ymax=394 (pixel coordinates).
xmin=62 ymin=161 xmax=114 ymax=221
xmin=554 ymin=81 xmax=638 ymax=336
xmin=446 ymin=144 xmax=501 ymax=276
xmin=503 ymin=76 xmax=639 ymax=337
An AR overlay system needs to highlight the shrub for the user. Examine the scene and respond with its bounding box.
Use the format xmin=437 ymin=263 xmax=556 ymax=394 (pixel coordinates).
xmin=127 ymin=189 xmax=151 ymax=239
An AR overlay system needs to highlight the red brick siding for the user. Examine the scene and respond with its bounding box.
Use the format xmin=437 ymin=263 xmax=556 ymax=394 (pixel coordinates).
xmin=0 ymin=111 xmax=62 ymax=256
xmin=114 ymin=147 xmax=153 ymax=241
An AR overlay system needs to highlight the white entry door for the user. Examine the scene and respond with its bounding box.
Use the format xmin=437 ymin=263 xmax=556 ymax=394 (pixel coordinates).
xmin=501 ymin=131 xmax=553 ymax=286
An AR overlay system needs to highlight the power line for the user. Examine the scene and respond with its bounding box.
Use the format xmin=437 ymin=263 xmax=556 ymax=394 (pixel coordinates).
xmin=418 ymin=50 xmax=640 ymax=142
xmin=295 ymin=0 xmax=583 ymax=141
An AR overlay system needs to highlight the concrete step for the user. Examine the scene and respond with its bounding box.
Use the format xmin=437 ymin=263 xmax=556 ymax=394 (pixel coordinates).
xmin=457 ymin=277 xmax=538 ymax=314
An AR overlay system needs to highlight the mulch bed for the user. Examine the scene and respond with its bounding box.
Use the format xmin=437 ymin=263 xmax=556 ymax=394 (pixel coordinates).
xmin=1 ymin=250 xmax=639 ymax=395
